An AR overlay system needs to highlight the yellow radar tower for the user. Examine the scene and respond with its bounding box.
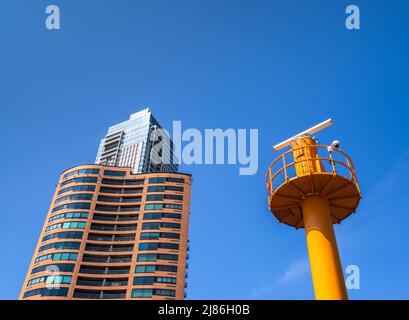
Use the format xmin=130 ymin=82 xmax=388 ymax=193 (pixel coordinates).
xmin=266 ymin=119 xmax=361 ymax=300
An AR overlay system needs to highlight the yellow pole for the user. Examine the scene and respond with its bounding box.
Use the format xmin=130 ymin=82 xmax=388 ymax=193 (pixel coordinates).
xmin=290 ymin=135 xmax=348 ymax=300
xmin=302 ymin=196 xmax=348 ymax=300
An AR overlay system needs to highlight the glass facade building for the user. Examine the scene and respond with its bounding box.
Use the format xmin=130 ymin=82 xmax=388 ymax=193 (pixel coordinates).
xmin=95 ymin=108 xmax=178 ymax=174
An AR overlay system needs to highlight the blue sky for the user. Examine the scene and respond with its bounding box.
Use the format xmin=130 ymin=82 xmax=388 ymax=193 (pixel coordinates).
xmin=0 ymin=0 xmax=408 ymax=299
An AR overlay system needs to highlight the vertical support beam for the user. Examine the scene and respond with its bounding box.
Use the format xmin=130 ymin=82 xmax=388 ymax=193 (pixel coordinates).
xmin=302 ymin=196 xmax=348 ymax=300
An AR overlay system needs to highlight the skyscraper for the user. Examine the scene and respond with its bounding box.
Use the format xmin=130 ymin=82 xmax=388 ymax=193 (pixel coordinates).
xmin=20 ymin=110 xmax=191 ymax=300
xmin=96 ymin=108 xmax=178 ymax=174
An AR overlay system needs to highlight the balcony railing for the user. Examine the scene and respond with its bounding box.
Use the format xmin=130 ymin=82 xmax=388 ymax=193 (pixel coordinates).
xmin=87 ymin=235 xmax=135 ymax=242
xmin=266 ymin=145 xmax=360 ymax=203
xmin=76 ymin=280 xmax=128 ymax=287
xmin=79 ymin=268 xmax=130 ymax=275
xmin=73 ymin=291 xmax=126 ymax=299
xmin=85 ymin=245 xmax=134 ymax=252
xmin=82 ymin=256 xmax=132 ymax=263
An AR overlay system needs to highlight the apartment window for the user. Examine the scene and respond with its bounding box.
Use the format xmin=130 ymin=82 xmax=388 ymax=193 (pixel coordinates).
xmin=140 ymin=232 xmax=160 ymax=240
xmin=162 ymin=213 xmax=181 ymax=219
xmin=58 ymin=185 xmax=95 ymax=195
xmin=138 ymin=243 xmax=179 ymax=251
xmin=141 ymin=222 xmax=160 ymax=230
xmin=147 ymin=185 xmax=184 ymax=193
xmin=142 ymin=222 xmax=180 ymax=230
xmin=135 ymin=265 xmax=156 ymax=273
xmin=140 ymin=232 xmax=179 ymax=240
xmin=102 ymin=178 xmax=144 ymax=186
xmin=146 ymin=195 xmax=183 ymax=202
xmin=146 ymin=194 xmax=164 ymax=201
xmin=164 ymin=203 xmax=182 ymax=210
xmin=135 ymin=265 xmax=177 ymax=273
xmin=31 ymin=263 xmax=75 ymax=275
xmin=156 ymin=276 xmax=177 ymax=284
xmin=133 ymin=276 xmax=154 ymax=285
xmin=39 ymin=241 xmax=81 ymax=252
xmin=137 ymin=254 xmax=157 ymax=262
xmin=148 ymin=178 xmax=165 ymax=184
xmin=154 ymin=289 xmax=176 ymax=297
xmin=45 ymin=221 xmax=86 ymax=232
xmin=144 ymin=203 xmax=163 ymax=210
xmin=27 ymin=275 xmax=72 ymax=286
xmin=104 ymin=170 xmax=126 ymax=177
xmin=131 ymin=288 xmax=153 ymax=298
xmin=165 ymin=186 xmax=184 ymax=192
xmin=147 ymin=186 xmax=165 ymax=192
xmin=143 ymin=213 xmax=162 ymax=220
xmin=52 ymin=202 xmax=91 ymax=213
xmin=23 ymin=287 xmax=68 ymax=298
xmin=157 ymin=253 xmax=178 ymax=261
xmin=164 ymin=194 xmax=183 ymax=201
xmin=131 ymin=288 xmax=176 ymax=298
xmin=35 ymin=252 xmax=78 ymax=263
xmin=143 ymin=212 xmax=182 ymax=220
xmin=161 ymin=222 xmax=181 ymax=229
xmin=63 ymin=168 xmax=100 ymax=179
xmin=55 ymin=193 xmax=93 ymax=204
xmin=60 ymin=177 xmax=98 ymax=187
xmin=49 ymin=212 xmax=89 ymax=222
xmin=42 ymin=231 xmax=83 ymax=242
xmin=166 ymin=177 xmax=184 ymax=183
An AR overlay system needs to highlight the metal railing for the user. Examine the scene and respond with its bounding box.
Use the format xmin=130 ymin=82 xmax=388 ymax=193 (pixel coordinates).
xmin=266 ymin=145 xmax=360 ymax=203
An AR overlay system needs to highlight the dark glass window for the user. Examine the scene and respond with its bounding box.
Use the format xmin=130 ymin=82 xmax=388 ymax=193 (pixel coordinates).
xmin=147 ymin=186 xmax=165 ymax=193
xmin=102 ymin=178 xmax=144 ymax=186
xmin=141 ymin=222 xmax=160 ymax=230
xmin=55 ymin=193 xmax=93 ymax=204
xmin=52 ymin=202 xmax=91 ymax=213
xmin=49 ymin=212 xmax=89 ymax=222
xmin=146 ymin=194 xmax=164 ymax=201
xmin=144 ymin=203 xmax=163 ymax=210
xmin=147 ymin=185 xmax=184 ymax=192
xmin=58 ymin=185 xmax=95 ymax=195
xmin=104 ymin=170 xmax=126 ymax=177
xmin=23 ymin=287 xmax=69 ymax=298
xmin=60 ymin=177 xmax=98 ymax=187
xmin=42 ymin=231 xmax=83 ymax=242
xmin=132 ymin=288 xmax=152 ymax=298
xmin=133 ymin=276 xmax=155 ymax=285
xmin=140 ymin=232 xmax=180 ymax=240
xmin=31 ymin=263 xmax=75 ymax=274
xmin=39 ymin=241 xmax=81 ymax=252
xmin=138 ymin=242 xmax=179 ymax=250
xmin=148 ymin=178 xmax=165 ymax=184
xmin=143 ymin=212 xmax=162 ymax=220
xmin=63 ymin=169 xmax=100 ymax=179
xmin=166 ymin=177 xmax=184 ymax=183
xmin=35 ymin=252 xmax=78 ymax=263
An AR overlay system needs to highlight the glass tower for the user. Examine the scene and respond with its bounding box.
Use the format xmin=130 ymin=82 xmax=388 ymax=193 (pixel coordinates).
xmin=95 ymin=108 xmax=177 ymax=173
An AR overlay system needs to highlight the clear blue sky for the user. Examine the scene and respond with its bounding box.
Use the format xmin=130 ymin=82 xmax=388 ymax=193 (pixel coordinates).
xmin=0 ymin=0 xmax=408 ymax=299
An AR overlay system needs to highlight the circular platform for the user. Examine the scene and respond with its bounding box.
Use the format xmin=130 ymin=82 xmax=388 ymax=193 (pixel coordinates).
xmin=268 ymin=173 xmax=361 ymax=229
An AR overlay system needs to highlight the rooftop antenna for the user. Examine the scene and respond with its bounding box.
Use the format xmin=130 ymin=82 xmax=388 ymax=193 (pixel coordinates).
xmin=266 ymin=119 xmax=361 ymax=300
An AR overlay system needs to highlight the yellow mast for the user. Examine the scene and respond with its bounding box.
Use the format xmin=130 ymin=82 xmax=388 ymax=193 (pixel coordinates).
xmin=266 ymin=120 xmax=361 ymax=300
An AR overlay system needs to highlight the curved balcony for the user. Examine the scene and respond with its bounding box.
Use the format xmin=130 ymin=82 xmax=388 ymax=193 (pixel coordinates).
xmin=82 ymin=254 xmax=132 ymax=264
xmin=87 ymin=233 xmax=136 ymax=242
xmin=73 ymin=289 xmax=126 ymax=299
xmin=266 ymin=145 xmax=361 ymax=228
